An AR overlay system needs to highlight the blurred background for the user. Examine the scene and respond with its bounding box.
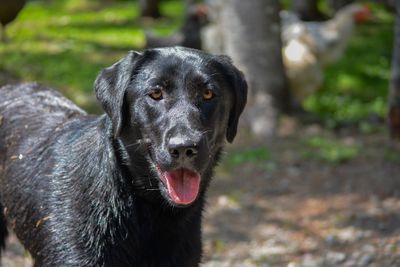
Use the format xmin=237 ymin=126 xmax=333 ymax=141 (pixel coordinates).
xmin=0 ymin=0 xmax=399 ymax=266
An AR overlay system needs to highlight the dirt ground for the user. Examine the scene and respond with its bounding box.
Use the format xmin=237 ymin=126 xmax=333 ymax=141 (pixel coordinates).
xmin=1 ymin=122 xmax=400 ymax=267
xmin=202 ymin=124 xmax=400 ymax=267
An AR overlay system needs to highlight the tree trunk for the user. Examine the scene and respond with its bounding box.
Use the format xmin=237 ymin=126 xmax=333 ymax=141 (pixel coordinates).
xmin=327 ymin=0 xmax=354 ymax=12
xmin=219 ymin=0 xmax=290 ymax=140
xmin=388 ymin=1 xmax=400 ymax=140
xmin=139 ymin=0 xmax=161 ymax=18
xmin=380 ymin=0 xmax=396 ymax=12
xmin=292 ymin=0 xmax=327 ymax=21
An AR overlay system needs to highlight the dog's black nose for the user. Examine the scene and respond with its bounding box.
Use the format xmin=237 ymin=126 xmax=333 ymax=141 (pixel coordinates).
xmin=168 ymin=137 xmax=199 ymax=160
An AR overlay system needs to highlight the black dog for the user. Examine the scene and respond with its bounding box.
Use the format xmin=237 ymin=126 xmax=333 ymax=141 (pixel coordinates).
xmin=0 ymin=47 xmax=247 ymax=266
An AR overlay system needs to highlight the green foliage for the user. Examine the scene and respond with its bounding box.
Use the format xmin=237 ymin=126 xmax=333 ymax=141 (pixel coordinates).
xmin=223 ymin=147 xmax=273 ymax=171
xmin=303 ymin=4 xmax=394 ymax=128
xmin=226 ymin=147 xmax=271 ymax=165
xmin=303 ymin=136 xmax=360 ymax=163
xmin=384 ymin=149 xmax=400 ymax=163
xmin=0 ymin=0 xmax=184 ymax=112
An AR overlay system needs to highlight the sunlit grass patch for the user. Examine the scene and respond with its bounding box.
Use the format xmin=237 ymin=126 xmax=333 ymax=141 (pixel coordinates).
xmin=0 ymin=0 xmax=183 ymax=112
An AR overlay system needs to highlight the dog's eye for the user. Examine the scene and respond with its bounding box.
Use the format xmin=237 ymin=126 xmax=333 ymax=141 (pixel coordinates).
xmin=149 ymin=89 xmax=163 ymax=101
xmin=203 ymin=89 xmax=215 ymax=100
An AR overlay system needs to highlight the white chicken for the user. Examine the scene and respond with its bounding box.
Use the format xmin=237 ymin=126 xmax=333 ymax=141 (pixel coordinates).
xmin=281 ymin=4 xmax=371 ymax=103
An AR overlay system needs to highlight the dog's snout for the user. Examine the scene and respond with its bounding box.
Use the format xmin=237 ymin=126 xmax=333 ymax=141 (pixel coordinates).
xmin=168 ymin=137 xmax=199 ymax=160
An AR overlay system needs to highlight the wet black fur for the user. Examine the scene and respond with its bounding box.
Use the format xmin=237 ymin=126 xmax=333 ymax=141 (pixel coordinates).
xmin=0 ymin=47 xmax=247 ymax=267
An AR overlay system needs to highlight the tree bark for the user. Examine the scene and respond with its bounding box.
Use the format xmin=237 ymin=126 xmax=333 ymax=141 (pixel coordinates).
xmin=218 ymin=0 xmax=290 ymax=140
xmin=292 ymin=0 xmax=327 ymax=21
xmin=388 ymin=1 xmax=400 ymax=140
xmin=327 ymin=0 xmax=354 ymax=12
xmin=139 ymin=0 xmax=161 ymax=18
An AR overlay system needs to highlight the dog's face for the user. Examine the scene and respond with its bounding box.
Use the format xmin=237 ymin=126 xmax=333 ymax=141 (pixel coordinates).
xmin=95 ymin=47 xmax=247 ymax=207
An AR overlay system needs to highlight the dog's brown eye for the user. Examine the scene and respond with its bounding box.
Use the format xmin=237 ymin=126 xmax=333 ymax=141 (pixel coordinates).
xmin=203 ymin=89 xmax=215 ymax=100
xmin=149 ymin=89 xmax=163 ymax=101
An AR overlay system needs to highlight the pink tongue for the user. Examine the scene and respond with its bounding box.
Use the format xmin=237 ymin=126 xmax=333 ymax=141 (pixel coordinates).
xmin=162 ymin=169 xmax=200 ymax=205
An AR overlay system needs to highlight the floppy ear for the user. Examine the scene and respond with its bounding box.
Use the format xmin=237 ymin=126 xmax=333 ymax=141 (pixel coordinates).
xmin=218 ymin=56 xmax=248 ymax=143
xmin=95 ymin=51 xmax=143 ymax=138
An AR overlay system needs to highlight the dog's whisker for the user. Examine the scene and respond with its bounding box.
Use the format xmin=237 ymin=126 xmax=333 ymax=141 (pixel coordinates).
xmin=145 ymin=188 xmax=160 ymax=191
xmin=123 ymin=138 xmax=151 ymax=149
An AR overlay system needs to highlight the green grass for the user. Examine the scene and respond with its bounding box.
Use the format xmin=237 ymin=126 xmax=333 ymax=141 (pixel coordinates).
xmin=0 ymin=0 xmax=184 ymax=112
xmin=303 ymin=3 xmax=394 ymax=128
xmin=384 ymin=149 xmax=400 ymax=163
xmin=303 ymin=136 xmax=361 ymax=163
xmin=222 ymin=147 xmax=273 ymax=170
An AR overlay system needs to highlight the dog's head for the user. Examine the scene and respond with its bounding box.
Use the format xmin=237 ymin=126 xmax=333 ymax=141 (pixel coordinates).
xmin=95 ymin=47 xmax=247 ymax=207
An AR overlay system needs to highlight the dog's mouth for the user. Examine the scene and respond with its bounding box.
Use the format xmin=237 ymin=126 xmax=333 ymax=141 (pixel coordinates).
xmin=156 ymin=167 xmax=201 ymax=206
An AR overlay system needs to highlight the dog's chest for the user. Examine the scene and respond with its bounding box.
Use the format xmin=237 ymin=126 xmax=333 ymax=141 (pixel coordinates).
xmin=95 ymin=203 xmax=202 ymax=267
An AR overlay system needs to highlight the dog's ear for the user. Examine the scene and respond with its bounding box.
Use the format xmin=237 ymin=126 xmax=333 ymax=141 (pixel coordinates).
xmin=217 ymin=55 xmax=248 ymax=143
xmin=95 ymin=51 xmax=143 ymax=138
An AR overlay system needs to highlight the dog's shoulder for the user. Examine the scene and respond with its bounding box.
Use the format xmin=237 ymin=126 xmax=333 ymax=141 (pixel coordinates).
xmin=0 ymin=83 xmax=88 ymax=169
xmin=0 ymin=83 xmax=86 ymax=137
xmin=0 ymin=83 xmax=85 ymax=116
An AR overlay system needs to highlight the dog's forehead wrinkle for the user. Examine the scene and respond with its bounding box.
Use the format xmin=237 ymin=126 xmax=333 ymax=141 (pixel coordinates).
xmin=140 ymin=56 xmax=215 ymax=93
xmin=153 ymin=51 xmax=209 ymax=79
xmin=155 ymin=47 xmax=205 ymax=62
